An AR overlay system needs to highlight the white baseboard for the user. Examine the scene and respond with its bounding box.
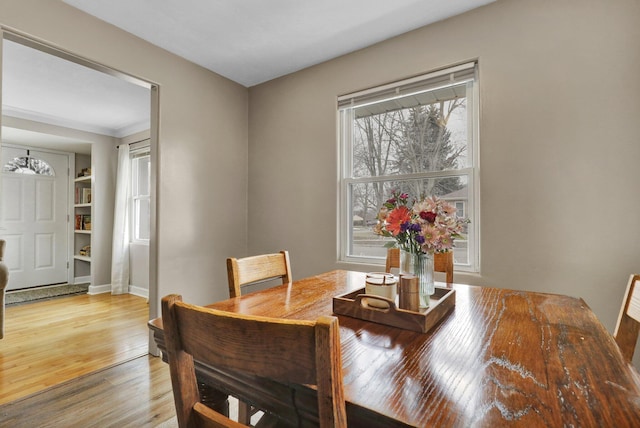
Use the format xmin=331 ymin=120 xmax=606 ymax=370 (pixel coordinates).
xmin=129 ymin=285 xmax=149 ymax=299
xmin=74 ymin=276 xmax=91 ymax=285
xmin=88 ymin=284 xmax=111 ymax=294
xmin=86 ymin=283 xmax=149 ymax=298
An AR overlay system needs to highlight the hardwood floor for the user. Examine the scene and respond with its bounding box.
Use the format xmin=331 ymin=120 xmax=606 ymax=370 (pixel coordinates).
xmin=0 ymin=293 xmax=149 ymax=405
xmin=0 ymin=292 xmax=246 ymax=427
xmin=0 ymin=354 xmax=178 ymax=428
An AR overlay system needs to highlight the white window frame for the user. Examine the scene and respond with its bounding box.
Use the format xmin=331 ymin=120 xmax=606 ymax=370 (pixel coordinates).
xmin=130 ymin=147 xmax=150 ymax=244
xmin=455 ymin=201 xmax=466 ymax=219
xmin=338 ymin=62 xmax=480 ymax=272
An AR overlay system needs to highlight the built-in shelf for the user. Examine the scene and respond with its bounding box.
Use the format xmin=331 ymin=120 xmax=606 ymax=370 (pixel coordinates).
xmin=74 ymin=164 xmax=92 ymax=284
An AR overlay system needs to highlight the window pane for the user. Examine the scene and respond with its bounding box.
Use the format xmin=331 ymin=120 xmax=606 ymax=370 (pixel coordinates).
xmin=134 ymin=156 xmax=150 ymax=196
xmin=350 ymin=88 xmax=468 ymax=178
xmin=135 ymin=198 xmax=150 ymax=240
xmin=349 ymin=176 xmax=469 ymax=260
xmin=3 ymin=156 xmax=54 ymax=176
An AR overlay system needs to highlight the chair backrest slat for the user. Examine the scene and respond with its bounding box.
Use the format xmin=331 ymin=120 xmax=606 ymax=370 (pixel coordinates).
xmin=627 ymin=281 xmax=640 ymax=323
xmin=174 ymin=301 xmax=317 ymax=384
xmin=614 ymin=274 xmax=640 ymax=362
xmin=162 ymin=294 xmax=347 ymax=428
xmin=227 ymin=251 xmax=292 ymax=298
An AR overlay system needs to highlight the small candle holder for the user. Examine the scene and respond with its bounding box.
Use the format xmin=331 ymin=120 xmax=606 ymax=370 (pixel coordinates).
xmin=365 ymin=272 xmax=397 ymax=308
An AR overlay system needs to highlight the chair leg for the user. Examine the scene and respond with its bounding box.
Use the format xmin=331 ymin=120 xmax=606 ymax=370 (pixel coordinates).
xmin=238 ymin=400 xmax=252 ymax=425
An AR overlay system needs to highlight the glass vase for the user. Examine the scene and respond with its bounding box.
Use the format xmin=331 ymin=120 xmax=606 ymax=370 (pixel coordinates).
xmin=399 ymin=250 xmax=434 ymax=308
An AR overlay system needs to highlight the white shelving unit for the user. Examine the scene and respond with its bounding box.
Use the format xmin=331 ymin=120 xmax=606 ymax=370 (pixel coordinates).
xmin=73 ymin=174 xmax=92 ymax=278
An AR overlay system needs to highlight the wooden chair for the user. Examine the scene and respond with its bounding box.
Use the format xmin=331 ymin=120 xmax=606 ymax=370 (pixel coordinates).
xmin=226 ymin=250 xmax=292 ymax=424
xmin=614 ymin=274 xmax=640 ymax=362
xmin=385 ymin=247 xmax=454 ymax=284
xmin=227 ymin=250 xmax=292 ymax=299
xmin=161 ymin=294 xmax=347 ymax=428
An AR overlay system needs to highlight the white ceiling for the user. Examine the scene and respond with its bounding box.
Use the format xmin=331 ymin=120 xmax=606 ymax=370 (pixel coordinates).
xmin=2 ymin=38 xmax=151 ymax=135
xmin=2 ymin=38 xmax=151 ymax=153
xmin=2 ymin=0 xmax=494 ymax=151
xmin=61 ymin=0 xmax=494 ymax=87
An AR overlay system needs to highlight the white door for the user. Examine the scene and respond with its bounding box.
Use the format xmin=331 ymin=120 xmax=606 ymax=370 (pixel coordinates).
xmin=0 ymin=146 xmax=70 ymax=290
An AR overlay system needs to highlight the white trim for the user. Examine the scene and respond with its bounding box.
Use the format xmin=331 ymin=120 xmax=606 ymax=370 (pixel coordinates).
xmin=2 ymin=105 xmax=128 ymax=137
xmin=2 ymin=27 xmax=153 ymax=89
xmin=74 ymin=275 xmax=91 ymax=285
xmin=86 ymin=283 xmax=148 ymax=298
xmin=469 ymin=69 xmax=481 ymax=272
xmin=338 ymin=62 xmax=476 ymax=102
xmin=88 ymin=283 xmax=111 ymax=294
xmin=129 ymin=285 xmax=149 ymax=299
xmin=129 ymin=139 xmax=151 ymax=155
xmin=115 ymin=121 xmax=151 ymax=139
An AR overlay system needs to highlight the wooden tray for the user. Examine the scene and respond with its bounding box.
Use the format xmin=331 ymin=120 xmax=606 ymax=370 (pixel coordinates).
xmin=332 ymin=287 xmax=455 ymax=333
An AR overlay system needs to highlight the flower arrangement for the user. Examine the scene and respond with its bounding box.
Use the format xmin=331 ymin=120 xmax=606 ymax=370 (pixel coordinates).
xmin=374 ymin=190 xmax=468 ymax=255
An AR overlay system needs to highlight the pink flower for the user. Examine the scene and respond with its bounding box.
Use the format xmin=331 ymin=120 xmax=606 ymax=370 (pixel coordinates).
xmin=413 ymin=199 xmax=436 ymax=214
xmin=377 ymin=207 xmax=388 ymax=221
xmin=420 ymin=224 xmax=440 ymax=247
xmin=438 ymin=231 xmax=453 ymax=250
xmin=440 ymin=201 xmax=457 ymax=216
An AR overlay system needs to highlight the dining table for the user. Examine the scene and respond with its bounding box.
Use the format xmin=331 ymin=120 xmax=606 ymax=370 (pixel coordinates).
xmin=148 ymin=270 xmax=640 ymax=427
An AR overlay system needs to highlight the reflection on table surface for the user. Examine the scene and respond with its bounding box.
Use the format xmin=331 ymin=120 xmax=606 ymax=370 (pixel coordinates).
xmin=150 ymin=270 xmax=640 ymax=427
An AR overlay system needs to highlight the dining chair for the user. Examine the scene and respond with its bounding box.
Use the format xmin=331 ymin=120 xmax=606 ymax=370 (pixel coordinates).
xmin=227 ymin=250 xmax=292 ymax=299
xmin=226 ymin=250 xmax=292 ymax=424
xmin=385 ymin=247 xmax=454 ymax=283
xmin=613 ymin=274 xmax=640 ymax=362
xmin=161 ymin=294 xmax=347 ymax=428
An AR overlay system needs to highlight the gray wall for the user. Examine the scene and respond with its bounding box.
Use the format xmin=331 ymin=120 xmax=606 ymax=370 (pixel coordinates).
xmin=0 ymin=0 xmax=249 ymax=311
xmin=248 ymin=0 xmax=640 ymax=360
xmin=90 ymin=139 xmax=115 ymax=287
xmin=130 ymin=242 xmax=149 ymax=294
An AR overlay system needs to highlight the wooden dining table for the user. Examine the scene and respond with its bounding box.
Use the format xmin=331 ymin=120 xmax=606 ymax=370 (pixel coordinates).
xmin=148 ymin=270 xmax=640 ymax=427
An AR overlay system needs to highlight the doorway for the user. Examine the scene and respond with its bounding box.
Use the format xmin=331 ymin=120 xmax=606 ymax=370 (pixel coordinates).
xmin=1 ymin=30 xmax=159 ymax=359
xmin=1 ymin=30 xmax=156 ymax=300
xmin=0 ymin=145 xmax=70 ymax=290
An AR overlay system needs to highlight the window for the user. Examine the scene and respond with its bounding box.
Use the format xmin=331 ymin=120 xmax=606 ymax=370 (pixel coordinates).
xmin=455 ymin=201 xmax=465 ymax=219
xmin=338 ymin=62 xmax=479 ymax=271
xmin=131 ymin=150 xmax=150 ymax=243
xmin=3 ymin=156 xmax=54 ymax=175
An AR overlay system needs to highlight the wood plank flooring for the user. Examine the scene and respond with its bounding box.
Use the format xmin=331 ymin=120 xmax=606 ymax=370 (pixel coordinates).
xmin=0 ymin=293 xmax=247 ymax=427
xmin=0 ymin=293 xmax=149 ymax=405
xmin=0 ymin=354 xmax=178 ymax=428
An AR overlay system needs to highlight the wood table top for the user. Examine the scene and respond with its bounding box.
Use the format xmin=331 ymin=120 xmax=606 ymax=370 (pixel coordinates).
xmin=150 ymin=270 xmax=640 ymax=427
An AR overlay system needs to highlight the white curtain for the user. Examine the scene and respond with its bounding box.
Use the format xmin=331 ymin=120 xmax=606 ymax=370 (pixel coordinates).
xmin=111 ymin=144 xmax=131 ymax=294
